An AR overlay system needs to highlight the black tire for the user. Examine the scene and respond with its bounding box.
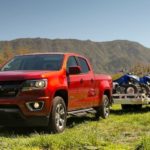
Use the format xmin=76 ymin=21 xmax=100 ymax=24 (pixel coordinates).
xmin=48 ymin=96 xmax=67 ymax=133
xmin=140 ymin=84 xmax=150 ymax=95
xmin=124 ymin=84 xmax=138 ymax=94
xmin=95 ymin=95 xmax=110 ymax=119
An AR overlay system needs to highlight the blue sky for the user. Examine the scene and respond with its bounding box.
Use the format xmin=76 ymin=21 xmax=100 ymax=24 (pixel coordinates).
xmin=0 ymin=0 xmax=150 ymax=47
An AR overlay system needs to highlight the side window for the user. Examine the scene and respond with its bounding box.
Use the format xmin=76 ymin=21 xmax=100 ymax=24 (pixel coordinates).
xmin=78 ymin=57 xmax=90 ymax=73
xmin=67 ymin=56 xmax=78 ymax=70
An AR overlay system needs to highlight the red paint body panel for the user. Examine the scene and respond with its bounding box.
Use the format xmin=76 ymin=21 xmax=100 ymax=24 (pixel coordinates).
xmin=0 ymin=53 xmax=112 ymax=126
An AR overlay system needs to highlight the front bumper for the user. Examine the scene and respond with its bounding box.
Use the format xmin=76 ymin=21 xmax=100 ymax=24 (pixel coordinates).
xmin=0 ymin=90 xmax=52 ymax=126
xmin=0 ymin=107 xmax=49 ymax=126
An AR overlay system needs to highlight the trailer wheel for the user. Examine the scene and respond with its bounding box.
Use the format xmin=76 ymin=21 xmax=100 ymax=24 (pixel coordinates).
xmin=47 ymin=96 xmax=67 ymax=133
xmin=124 ymin=84 xmax=138 ymax=94
xmin=95 ymin=95 xmax=110 ymax=119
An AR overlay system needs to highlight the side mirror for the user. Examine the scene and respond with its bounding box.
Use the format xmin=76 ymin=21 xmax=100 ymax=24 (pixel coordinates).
xmin=69 ymin=66 xmax=81 ymax=75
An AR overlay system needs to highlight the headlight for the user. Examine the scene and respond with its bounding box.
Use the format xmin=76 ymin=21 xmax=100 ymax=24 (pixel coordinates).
xmin=22 ymin=79 xmax=47 ymax=91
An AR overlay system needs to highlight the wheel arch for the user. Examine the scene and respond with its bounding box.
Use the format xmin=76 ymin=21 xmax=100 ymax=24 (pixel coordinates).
xmin=103 ymin=89 xmax=113 ymax=105
xmin=54 ymin=89 xmax=68 ymax=109
xmin=99 ymin=80 xmax=113 ymax=105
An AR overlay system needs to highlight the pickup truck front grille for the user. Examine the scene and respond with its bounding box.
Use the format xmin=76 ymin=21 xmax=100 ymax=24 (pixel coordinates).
xmin=0 ymin=81 xmax=24 ymax=98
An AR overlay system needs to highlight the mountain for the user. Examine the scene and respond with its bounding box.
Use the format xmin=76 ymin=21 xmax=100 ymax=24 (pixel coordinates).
xmin=0 ymin=38 xmax=150 ymax=73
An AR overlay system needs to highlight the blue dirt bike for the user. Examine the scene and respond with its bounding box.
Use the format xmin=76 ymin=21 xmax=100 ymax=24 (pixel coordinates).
xmin=113 ymin=73 xmax=150 ymax=95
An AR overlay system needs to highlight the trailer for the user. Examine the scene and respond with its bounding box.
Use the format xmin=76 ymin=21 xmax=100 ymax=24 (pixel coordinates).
xmin=113 ymin=93 xmax=150 ymax=110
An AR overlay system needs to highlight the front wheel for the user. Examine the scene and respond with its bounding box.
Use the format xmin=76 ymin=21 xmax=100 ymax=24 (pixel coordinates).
xmin=95 ymin=95 xmax=110 ymax=119
xmin=47 ymin=96 xmax=67 ymax=133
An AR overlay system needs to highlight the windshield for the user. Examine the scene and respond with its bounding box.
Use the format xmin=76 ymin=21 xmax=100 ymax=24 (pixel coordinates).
xmin=1 ymin=54 xmax=64 ymax=71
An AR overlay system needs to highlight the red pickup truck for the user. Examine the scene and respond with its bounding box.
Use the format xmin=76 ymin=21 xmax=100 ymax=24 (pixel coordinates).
xmin=0 ymin=53 xmax=112 ymax=133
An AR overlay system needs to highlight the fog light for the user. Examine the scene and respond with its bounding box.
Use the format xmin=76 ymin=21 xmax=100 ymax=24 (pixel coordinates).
xmin=26 ymin=101 xmax=44 ymax=111
xmin=34 ymin=102 xmax=40 ymax=109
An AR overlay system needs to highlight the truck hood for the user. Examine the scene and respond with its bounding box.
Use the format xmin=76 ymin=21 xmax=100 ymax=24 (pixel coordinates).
xmin=0 ymin=71 xmax=51 ymax=81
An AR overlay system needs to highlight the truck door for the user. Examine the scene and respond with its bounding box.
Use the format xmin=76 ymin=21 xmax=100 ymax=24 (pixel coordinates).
xmin=77 ymin=57 xmax=97 ymax=108
xmin=67 ymin=56 xmax=87 ymax=110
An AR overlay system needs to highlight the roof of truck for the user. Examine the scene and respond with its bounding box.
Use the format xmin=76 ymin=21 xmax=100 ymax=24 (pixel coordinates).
xmin=16 ymin=52 xmax=81 ymax=56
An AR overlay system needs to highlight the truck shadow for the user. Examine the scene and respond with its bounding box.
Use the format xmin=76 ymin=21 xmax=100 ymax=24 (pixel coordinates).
xmin=0 ymin=116 xmax=97 ymax=136
xmin=0 ymin=126 xmax=45 ymax=136
xmin=66 ymin=115 xmax=97 ymax=128
xmin=1 ymin=106 xmax=149 ymax=136
xmin=110 ymin=106 xmax=150 ymax=115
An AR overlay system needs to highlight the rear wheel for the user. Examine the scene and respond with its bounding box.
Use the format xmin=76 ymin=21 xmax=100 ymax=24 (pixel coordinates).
xmin=95 ymin=95 xmax=110 ymax=119
xmin=140 ymin=84 xmax=150 ymax=95
xmin=47 ymin=96 xmax=67 ymax=133
xmin=124 ymin=84 xmax=138 ymax=94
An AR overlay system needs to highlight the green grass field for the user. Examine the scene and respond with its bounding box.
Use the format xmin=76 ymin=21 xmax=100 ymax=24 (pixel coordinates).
xmin=0 ymin=105 xmax=150 ymax=150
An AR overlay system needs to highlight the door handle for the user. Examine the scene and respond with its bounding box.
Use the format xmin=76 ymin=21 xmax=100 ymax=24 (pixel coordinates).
xmin=88 ymin=88 xmax=96 ymax=96
xmin=80 ymin=79 xmax=83 ymax=84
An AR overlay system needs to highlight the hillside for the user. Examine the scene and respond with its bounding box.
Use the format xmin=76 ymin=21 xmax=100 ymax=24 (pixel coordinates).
xmin=0 ymin=38 xmax=150 ymax=73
